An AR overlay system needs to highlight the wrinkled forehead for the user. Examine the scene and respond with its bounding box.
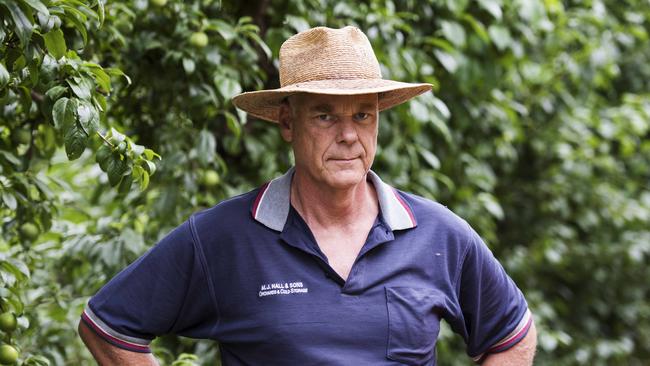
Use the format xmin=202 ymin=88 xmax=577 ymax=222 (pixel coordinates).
xmin=287 ymin=93 xmax=378 ymax=114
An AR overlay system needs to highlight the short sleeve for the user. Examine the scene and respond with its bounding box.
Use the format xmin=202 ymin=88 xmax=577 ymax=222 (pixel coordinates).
xmin=80 ymin=218 xmax=218 ymax=353
xmin=447 ymin=225 xmax=532 ymax=363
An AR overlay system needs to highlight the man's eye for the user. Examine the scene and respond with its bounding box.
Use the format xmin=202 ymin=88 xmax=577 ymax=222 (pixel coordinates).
xmin=318 ymin=114 xmax=334 ymax=121
xmin=354 ymin=113 xmax=369 ymax=121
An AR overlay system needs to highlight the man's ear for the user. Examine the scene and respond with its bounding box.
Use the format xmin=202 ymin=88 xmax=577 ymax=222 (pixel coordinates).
xmin=278 ymin=100 xmax=293 ymax=143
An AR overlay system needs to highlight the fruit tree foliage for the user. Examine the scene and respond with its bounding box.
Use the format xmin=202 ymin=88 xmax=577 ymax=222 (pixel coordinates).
xmin=1 ymin=0 xmax=649 ymax=365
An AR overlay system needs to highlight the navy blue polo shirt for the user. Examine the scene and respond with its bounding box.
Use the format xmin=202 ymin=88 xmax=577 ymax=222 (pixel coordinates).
xmin=82 ymin=168 xmax=532 ymax=365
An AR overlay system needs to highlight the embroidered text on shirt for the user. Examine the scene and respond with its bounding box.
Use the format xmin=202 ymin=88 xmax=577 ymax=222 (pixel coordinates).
xmin=258 ymin=281 xmax=309 ymax=297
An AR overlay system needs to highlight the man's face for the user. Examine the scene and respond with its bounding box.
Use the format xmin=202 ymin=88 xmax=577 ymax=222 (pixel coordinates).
xmin=279 ymin=93 xmax=379 ymax=190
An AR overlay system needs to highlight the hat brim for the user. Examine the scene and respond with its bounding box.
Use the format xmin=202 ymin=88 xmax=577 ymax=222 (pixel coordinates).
xmin=231 ymin=79 xmax=433 ymax=123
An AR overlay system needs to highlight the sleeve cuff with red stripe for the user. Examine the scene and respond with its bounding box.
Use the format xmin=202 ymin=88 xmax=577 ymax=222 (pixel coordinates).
xmin=81 ymin=307 xmax=153 ymax=353
xmin=472 ymin=308 xmax=533 ymax=363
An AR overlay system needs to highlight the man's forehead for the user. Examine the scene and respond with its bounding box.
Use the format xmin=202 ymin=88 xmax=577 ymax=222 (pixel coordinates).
xmin=290 ymin=93 xmax=378 ymax=111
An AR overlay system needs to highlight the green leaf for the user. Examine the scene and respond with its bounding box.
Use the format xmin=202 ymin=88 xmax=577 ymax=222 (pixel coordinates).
xmin=478 ymin=192 xmax=505 ymax=220
xmin=418 ymin=148 xmax=441 ymax=170
xmin=118 ymin=174 xmax=133 ymax=194
xmin=20 ymin=354 xmax=50 ymax=366
xmin=105 ymin=67 xmax=131 ymax=85
xmin=440 ymin=21 xmax=466 ymax=48
xmin=247 ymin=32 xmax=272 ymax=59
xmin=444 ymin=0 xmax=469 ymax=13
xmin=5 ymin=258 xmax=30 ymax=279
xmin=43 ymin=86 xmax=68 ymax=122
xmin=424 ymin=37 xmax=456 ymax=53
xmin=63 ymin=11 xmax=88 ymax=45
xmin=1 ymin=192 xmax=17 ymax=210
xmin=131 ymin=144 xmax=145 ymax=157
xmin=67 ymin=77 xmax=93 ymax=100
xmin=53 ymin=97 xmax=86 ymax=159
xmin=95 ymin=0 xmax=105 ymax=26
xmin=197 ymin=129 xmax=216 ymax=166
xmin=433 ymin=50 xmax=459 ymax=73
xmin=4 ymin=1 xmax=33 ymax=46
xmin=31 ymin=175 xmax=54 ymax=200
xmin=37 ymin=12 xmax=57 ymax=33
xmin=477 ymin=0 xmax=503 ymax=20
xmin=22 ymin=0 xmax=49 ymax=16
xmin=108 ymin=127 xmax=126 ymax=144
xmin=93 ymin=94 xmax=107 ymax=112
xmin=76 ymin=100 xmax=99 ymax=136
xmin=488 ymin=25 xmax=512 ymax=51
xmin=432 ymin=97 xmax=451 ymax=119
xmin=143 ymin=160 xmax=156 ymax=176
xmin=143 ymin=148 xmax=159 ymax=161
xmin=42 ymin=29 xmax=67 ymax=60
xmin=461 ymin=14 xmax=490 ymax=43
xmin=0 ymin=151 xmax=22 ymax=166
xmin=139 ymin=169 xmax=150 ymax=191
xmin=182 ymin=58 xmax=195 ymax=74
xmin=85 ymin=66 xmax=111 ymax=93
xmin=0 ymin=269 xmax=16 ymax=287
xmin=209 ymin=19 xmax=236 ymax=44
xmin=64 ymin=119 xmax=88 ymax=160
xmin=0 ymin=63 xmax=9 ymax=88
xmin=214 ymin=74 xmax=242 ymax=101
xmin=132 ymin=164 xmax=149 ymax=190
xmin=409 ymin=98 xmax=430 ymax=122
xmin=96 ymin=143 xmax=112 ymax=171
xmin=52 ymin=97 xmax=76 ymax=129
xmin=224 ymin=111 xmax=241 ymax=138
xmin=45 ymin=86 xmax=67 ymax=101
xmin=18 ymin=85 xmax=31 ymax=110
xmin=59 ymin=3 xmax=90 ymax=22
xmin=430 ymin=112 xmax=452 ymax=144
xmin=106 ymin=153 xmax=128 ymax=186
xmin=284 ymin=15 xmax=310 ymax=33
xmin=5 ymin=288 xmax=24 ymax=314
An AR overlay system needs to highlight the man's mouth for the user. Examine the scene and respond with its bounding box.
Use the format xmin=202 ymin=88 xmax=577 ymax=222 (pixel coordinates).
xmin=330 ymin=157 xmax=358 ymax=161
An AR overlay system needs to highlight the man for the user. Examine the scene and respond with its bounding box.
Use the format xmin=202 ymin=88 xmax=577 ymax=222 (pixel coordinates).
xmin=79 ymin=26 xmax=537 ymax=365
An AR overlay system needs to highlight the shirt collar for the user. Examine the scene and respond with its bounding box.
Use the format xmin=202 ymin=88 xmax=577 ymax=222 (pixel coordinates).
xmin=251 ymin=167 xmax=417 ymax=232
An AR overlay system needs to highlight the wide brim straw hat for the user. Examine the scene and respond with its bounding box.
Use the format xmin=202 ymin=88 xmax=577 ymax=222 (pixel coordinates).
xmin=232 ymin=26 xmax=433 ymax=123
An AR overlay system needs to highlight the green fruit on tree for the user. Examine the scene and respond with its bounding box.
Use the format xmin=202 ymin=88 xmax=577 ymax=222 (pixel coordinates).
xmin=19 ymin=223 xmax=39 ymax=241
xmin=0 ymin=313 xmax=17 ymax=333
xmin=11 ymin=128 xmax=31 ymax=145
xmin=150 ymin=0 xmax=167 ymax=7
xmin=189 ymin=32 xmax=208 ymax=48
xmin=200 ymin=170 xmax=220 ymax=187
xmin=0 ymin=345 xmax=18 ymax=365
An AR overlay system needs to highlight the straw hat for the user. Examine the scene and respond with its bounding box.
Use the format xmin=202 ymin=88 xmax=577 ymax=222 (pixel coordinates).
xmin=232 ymin=26 xmax=433 ymax=123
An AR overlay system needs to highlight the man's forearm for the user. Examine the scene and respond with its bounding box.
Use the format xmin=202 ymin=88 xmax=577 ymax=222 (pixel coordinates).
xmin=78 ymin=320 xmax=159 ymax=366
xmin=482 ymin=320 xmax=537 ymax=366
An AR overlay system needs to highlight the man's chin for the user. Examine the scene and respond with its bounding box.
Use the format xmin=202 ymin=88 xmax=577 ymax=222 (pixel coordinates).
xmin=323 ymin=170 xmax=367 ymax=190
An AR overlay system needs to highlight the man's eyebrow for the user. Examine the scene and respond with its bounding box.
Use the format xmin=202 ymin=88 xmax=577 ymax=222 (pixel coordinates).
xmin=309 ymin=104 xmax=334 ymax=113
xmin=308 ymin=103 xmax=376 ymax=113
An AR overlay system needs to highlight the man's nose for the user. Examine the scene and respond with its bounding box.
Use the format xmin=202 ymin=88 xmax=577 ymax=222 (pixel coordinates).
xmin=337 ymin=118 xmax=359 ymax=144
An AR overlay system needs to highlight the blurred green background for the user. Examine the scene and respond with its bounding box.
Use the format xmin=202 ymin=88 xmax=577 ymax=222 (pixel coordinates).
xmin=1 ymin=0 xmax=649 ymax=365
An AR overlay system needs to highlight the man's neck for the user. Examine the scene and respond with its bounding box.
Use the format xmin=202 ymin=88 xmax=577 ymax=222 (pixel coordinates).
xmin=290 ymin=170 xmax=378 ymax=230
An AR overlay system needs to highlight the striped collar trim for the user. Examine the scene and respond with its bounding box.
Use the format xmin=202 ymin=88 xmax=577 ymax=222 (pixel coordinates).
xmin=251 ymin=167 xmax=417 ymax=232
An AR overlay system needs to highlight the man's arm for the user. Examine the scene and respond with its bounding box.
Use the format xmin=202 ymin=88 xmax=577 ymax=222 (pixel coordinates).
xmin=78 ymin=320 xmax=159 ymax=366
xmin=482 ymin=320 xmax=537 ymax=366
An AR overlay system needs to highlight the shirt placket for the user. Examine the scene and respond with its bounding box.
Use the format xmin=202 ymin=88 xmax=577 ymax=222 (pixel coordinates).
xmin=280 ymin=208 xmax=394 ymax=293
